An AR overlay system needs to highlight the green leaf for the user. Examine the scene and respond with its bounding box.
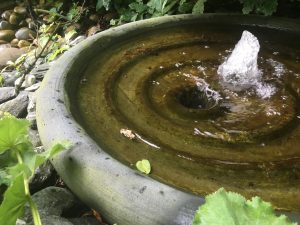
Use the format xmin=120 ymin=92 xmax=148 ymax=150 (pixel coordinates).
xmin=0 ymin=169 xmax=10 ymax=186
xmin=192 ymin=0 xmax=206 ymax=14
xmin=0 ymin=117 xmax=31 ymax=154
xmin=96 ymin=0 xmax=111 ymax=11
xmin=23 ymin=142 xmax=70 ymax=174
xmin=0 ymin=174 xmax=27 ymax=225
xmin=192 ymin=188 xmax=297 ymax=225
xmin=136 ymin=159 xmax=151 ymax=174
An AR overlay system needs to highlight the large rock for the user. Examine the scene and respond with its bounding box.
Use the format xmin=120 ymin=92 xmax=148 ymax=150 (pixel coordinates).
xmin=0 ymin=86 xmax=16 ymax=103
xmin=23 ymin=187 xmax=101 ymax=225
xmin=0 ymin=47 xmax=25 ymax=69
xmin=15 ymin=27 xmax=36 ymax=40
xmin=0 ymin=29 xmax=15 ymax=42
xmin=0 ymin=91 xmax=28 ymax=117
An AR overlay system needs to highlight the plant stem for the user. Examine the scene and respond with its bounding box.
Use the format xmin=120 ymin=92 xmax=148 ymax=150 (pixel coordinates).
xmin=34 ymin=8 xmax=70 ymax=21
xmin=16 ymin=152 xmax=42 ymax=225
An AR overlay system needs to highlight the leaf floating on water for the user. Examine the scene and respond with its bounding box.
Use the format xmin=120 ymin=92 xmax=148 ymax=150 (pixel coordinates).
xmin=120 ymin=128 xmax=136 ymax=140
xmin=136 ymin=159 xmax=151 ymax=174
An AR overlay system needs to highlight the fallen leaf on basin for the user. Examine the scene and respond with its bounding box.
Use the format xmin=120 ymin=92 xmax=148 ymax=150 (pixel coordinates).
xmin=136 ymin=159 xmax=151 ymax=174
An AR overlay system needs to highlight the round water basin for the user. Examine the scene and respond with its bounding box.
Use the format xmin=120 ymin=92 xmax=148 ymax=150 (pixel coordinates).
xmin=37 ymin=14 xmax=300 ymax=225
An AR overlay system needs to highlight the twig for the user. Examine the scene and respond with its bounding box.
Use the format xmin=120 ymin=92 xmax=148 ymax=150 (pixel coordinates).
xmin=34 ymin=8 xmax=70 ymax=21
xmin=26 ymin=0 xmax=40 ymax=24
xmin=14 ymin=24 xmax=60 ymax=95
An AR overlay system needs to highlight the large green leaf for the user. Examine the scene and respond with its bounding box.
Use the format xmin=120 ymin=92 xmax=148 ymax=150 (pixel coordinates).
xmin=0 ymin=174 xmax=27 ymax=225
xmin=0 ymin=117 xmax=31 ymax=154
xmin=192 ymin=188 xmax=297 ymax=225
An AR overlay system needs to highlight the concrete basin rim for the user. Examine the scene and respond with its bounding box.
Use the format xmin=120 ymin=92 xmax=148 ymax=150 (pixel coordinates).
xmin=36 ymin=14 xmax=300 ymax=225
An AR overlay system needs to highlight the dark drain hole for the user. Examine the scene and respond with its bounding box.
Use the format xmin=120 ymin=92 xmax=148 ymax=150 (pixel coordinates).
xmin=176 ymin=86 xmax=216 ymax=109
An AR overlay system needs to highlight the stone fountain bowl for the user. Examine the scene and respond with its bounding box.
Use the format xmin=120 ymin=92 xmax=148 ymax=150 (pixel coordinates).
xmin=36 ymin=14 xmax=300 ymax=225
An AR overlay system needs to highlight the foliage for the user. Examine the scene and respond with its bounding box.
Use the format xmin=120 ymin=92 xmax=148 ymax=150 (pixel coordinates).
xmin=97 ymin=0 xmax=279 ymax=25
xmin=136 ymin=159 xmax=151 ymax=174
xmin=240 ymin=0 xmax=278 ymax=16
xmin=97 ymin=0 xmax=207 ymax=25
xmin=0 ymin=116 xmax=70 ymax=225
xmin=192 ymin=188 xmax=297 ymax=225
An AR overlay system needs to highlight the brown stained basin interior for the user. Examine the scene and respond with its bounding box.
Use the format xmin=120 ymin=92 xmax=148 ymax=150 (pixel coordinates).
xmin=72 ymin=23 xmax=300 ymax=212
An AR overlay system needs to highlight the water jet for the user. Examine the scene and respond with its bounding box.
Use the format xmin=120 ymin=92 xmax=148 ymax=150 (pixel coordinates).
xmin=36 ymin=14 xmax=300 ymax=225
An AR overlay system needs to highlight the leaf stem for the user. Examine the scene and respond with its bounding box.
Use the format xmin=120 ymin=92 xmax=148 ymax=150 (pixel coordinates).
xmin=16 ymin=151 xmax=42 ymax=225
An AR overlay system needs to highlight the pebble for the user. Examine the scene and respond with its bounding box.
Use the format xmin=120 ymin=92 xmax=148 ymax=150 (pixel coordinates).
xmin=0 ymin=20 xmax=13 ymax=30
xmin=9 ymin=12 xmax=22 ymax=25
xmin=1 ymin=71 xmax=19 ymax=86
xmin=1 ymin=10 xmax=12 ymax=21
xmin=10 ymin=38 xmax=19 ymax=47
xmin=69 ymin=35 xmax=86 ymax=46
xmin=0 ymin=91 xmax=29 ymax=117
xmin=25 ymin=82 xmax=41 ymax=92
xmin=0 ymin=87 xmax=16 ymax=104
xmin=14 ymin=6 xmax=27 ymax=15
xmin=26 ymin=92 xmax=36 ymax=128
xmin=18 ymin=39 xmax=30 ymax=48
xmin=15 ymin=27 xmax=36 ymax=40
xmin=87 ymin=25 xmax=101 ymax=37
xmin=0 ymin=29 xmax=15 ymax=42
xmin=15 ymin=74 xmax=36 ymax=88
xmin=0 ymin=47 xmax=25 ymax=69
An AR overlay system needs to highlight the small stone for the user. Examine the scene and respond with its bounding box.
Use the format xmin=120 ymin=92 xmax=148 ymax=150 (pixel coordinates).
xmin=25 ymin=82 xmax=41 ymax=91
xmin=10 ymin=38 xmax=19 ymax=47
xmin=1 ymin=71 xmax=19 ymax=86
xmin=0 ymin=20 xmax=13 ymax=30
xmin=9 ymin=12 xmax=22 ymax=25
xmin=87 ymin=25 xmax=101 ymax=37
xmin=15 ymin=74 xmax=36 ymax=88
xmin=19 ymin=19 xmax=27 ymax=27
xmin=28 ymin=128 xmax=41 ymax=147
xmin=0 ymin=29 xmax=15 ymax=42
xmin=0 ymin=47 xmax=25 ymax=69
xmin=14 ymin=6 xmax=27 ymax=15
xmin=69 ymin=35 xmax=86 ymax=46
xmin=18 ymin=39 xmax=31 ymax=48
xmin=26 ymin=92 xmax=36 ymax=127
xmin=1 ymin=10 xmax=12 ymax=21
xmin=15 ymin=27 xmax=36 ymax=40
xmin=0 ymin=91 xmax=29 ymax=117
xmin=28 ymin=21 xmax=36 ymax=30
xmin=0 ymin=87 xmax=16 ymax=104
xmin=89 ymin=14 xmax=99 ymax=23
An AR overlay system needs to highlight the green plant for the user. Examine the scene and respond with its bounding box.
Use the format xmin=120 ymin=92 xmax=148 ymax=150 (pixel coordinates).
xmin=192 ymin=188 xmax=297 ymax=225
xmin=0 ymin=115 xmax=70 ymax=225
xmin=240 ymin=0 xmax=278 ymax=16
xmin=97 ymin=0 xmax=206 ymax=25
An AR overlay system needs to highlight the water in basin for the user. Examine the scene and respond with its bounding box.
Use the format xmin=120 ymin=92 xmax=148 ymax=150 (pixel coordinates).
xmin=74 ymin=24 xmax=300 ymax=212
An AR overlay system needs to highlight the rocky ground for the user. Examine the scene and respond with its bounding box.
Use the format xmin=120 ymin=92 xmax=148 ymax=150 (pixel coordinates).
xmin=0 ymin=2 xmax=111 ymax=225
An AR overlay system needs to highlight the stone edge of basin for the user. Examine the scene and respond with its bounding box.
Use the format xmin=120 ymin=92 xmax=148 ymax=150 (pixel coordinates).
xmin=36 ymin=14 xmax=300 ymax=225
